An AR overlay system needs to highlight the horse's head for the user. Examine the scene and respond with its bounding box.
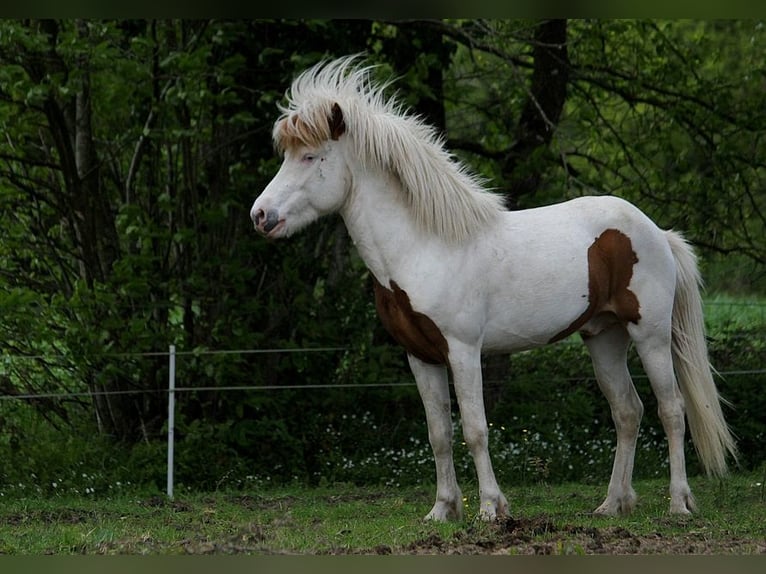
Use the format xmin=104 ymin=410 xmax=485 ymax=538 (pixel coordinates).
xmin=251 ymin=101 xmax=349 ymax=239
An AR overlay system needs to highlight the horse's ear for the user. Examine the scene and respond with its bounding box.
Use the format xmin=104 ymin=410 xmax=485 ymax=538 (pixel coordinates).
xmin=329 ymin=102 xmax=346 ymax=140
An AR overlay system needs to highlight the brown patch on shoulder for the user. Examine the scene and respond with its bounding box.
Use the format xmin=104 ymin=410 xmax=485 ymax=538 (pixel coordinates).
xmin=373 ymin=277 xmax=449 ymax=365
xmin=549 ymin=229 xmax=641 ymax=343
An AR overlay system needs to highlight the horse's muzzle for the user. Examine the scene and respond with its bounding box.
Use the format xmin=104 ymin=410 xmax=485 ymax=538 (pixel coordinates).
xmin=252 ymin=208 xmax=281 ymax=235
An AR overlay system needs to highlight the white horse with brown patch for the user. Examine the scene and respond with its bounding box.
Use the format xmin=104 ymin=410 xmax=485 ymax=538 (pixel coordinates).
xmin=250 ymin=56 xmax=737 ymax=521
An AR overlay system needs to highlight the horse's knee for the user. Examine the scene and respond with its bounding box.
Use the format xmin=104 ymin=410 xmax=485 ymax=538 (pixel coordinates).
xmin=428 ymin=429 xmax=453 ymax=457
xmin=461 ymin=421 xmax=488 ymax=452
xmin=657 ymin=400 xmax=686 ymax=434
xmin=613 ymin=396 xmax=643 ymax=432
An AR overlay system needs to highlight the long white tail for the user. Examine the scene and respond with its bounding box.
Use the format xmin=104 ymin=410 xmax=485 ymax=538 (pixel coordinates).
xmin=666 ymin=230 xmax=738 ymax=477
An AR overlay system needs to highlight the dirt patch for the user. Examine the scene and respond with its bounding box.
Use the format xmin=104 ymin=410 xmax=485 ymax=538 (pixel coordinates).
xmin=225 ymin=493 xmax=299 ymax=512
xmin=167 ymin=513 xmax=766 ymax=555
xmin=138 ymin=496 xmax=193 ymax=512
xmin=397 ymin=516 xmax=766 ymax=555
xmin=224 ymin=491 xmax=396 ymax=514
xmin=178 ymin=522 xmax=272 ymax=555
xmin=2 ymin=508 xmax=104 ymax=526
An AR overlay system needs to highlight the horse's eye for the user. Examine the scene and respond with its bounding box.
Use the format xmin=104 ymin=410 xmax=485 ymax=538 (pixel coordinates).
xmin=301 ymin=153 xmax=317 ymax=163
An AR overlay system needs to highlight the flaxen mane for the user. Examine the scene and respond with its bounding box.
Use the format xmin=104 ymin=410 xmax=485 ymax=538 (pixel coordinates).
xmin=273 ymin=55 xmax=506 ymax=242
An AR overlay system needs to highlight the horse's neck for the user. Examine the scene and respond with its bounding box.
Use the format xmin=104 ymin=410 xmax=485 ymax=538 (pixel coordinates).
xmin=340 ymin=168 xmax=428 ymax=285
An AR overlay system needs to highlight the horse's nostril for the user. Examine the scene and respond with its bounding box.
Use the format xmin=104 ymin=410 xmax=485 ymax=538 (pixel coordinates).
xmin=263 ymin=209 xmax=280 ymax=232
xmin=253 ymin=208 xmax=265 ymax=226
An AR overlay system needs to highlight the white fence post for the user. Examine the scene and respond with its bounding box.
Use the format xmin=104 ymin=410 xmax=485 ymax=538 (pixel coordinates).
xmin=167 ymin=344 xmax=176 ymax=499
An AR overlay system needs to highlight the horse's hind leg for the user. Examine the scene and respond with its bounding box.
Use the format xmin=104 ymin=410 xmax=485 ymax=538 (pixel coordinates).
xmin=631 ymin=328 xmax=696 ymax=514
xmin=584 ymin=325 xmax=643 ymax=515
xmin=408 ymin=355 xmax=463 ymax=521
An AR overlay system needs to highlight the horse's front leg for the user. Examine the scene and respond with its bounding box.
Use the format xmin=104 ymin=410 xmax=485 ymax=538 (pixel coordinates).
xmin=449 ymin=341 xmax=508 ymax=521
xmin=408 ymin=355 xmax=463 ymax=521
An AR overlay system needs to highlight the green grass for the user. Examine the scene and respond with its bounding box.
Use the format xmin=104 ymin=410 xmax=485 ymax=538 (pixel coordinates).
xmin=1 ymin=472 xmax=764 ymax=555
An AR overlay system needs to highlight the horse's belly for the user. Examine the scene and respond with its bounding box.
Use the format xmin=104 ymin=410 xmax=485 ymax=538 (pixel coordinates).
xmin=479 ymin=268 xmax=599 ymax=353
xmin=480 ymin=302 xmax=586 ymax=352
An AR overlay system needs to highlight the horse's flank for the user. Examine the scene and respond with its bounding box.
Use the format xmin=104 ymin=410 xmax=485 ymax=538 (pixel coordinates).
xmin=272 ymin=55 xmax=506 ymax=243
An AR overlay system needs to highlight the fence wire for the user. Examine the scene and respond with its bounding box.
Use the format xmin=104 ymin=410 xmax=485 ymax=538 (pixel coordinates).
xmin=0 ymin=344 xmax=763 ymax=402
xmin=2 ymin=291 xmax=765 ymax=401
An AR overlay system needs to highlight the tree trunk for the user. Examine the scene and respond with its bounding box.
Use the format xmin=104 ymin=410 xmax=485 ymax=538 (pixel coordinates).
xmin=387 ymin=21 xmax=453 ymax=133
xmin=502 ymin=19 xmax=570 ymax=209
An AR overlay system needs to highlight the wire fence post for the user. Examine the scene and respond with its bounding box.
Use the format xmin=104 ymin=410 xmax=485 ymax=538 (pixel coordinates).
xmin=167 ymin=344 xmax=176 ymax=499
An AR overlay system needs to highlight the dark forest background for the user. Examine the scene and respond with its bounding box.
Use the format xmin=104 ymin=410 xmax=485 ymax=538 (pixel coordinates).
xmin=0 ymin=20 xmax=763 ymax=494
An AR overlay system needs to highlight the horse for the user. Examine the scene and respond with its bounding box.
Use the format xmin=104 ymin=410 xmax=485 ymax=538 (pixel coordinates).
xmin=250 ymin=55 xmax=738 ymax=521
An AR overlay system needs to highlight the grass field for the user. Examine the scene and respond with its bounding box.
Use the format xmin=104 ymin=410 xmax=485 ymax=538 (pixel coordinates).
xmin=1 ymin=472 xmax=764 ymax=555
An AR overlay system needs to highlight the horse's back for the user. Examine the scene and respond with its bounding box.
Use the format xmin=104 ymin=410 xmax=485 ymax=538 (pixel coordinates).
xmin=508 ymin=195 xmax=662 ymax=236
xmin=502 ymin=195 xmax=673 ymax=271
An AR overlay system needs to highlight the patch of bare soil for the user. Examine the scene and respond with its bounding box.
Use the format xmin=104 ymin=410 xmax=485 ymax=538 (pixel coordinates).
xmin=3 ymin=508 xmax=109 ymax=526
xmin=168 ymin=513 xmax=766 ymax=555
xmin=398 ymin=516 xmax=766 ymax=555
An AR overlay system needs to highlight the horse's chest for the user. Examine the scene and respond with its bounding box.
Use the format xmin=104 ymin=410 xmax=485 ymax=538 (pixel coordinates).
xmin=373 ymin=278 xmax=449 ymax=365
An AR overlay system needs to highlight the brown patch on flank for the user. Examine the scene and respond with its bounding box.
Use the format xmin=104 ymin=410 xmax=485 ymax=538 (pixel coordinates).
xmin=549 ymin=229 xmax=641 ymax=343
xmin=373 ymin=277 xmax=449 ymax=365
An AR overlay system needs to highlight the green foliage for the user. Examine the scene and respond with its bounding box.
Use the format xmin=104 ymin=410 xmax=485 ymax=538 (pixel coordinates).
xmin=0 ymin=19 xmax=764 ymax=496
xmin=706 ymin=310 xmax=766 ymax=469
xmin=0 ymin=405 xmax=138 ymax=497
